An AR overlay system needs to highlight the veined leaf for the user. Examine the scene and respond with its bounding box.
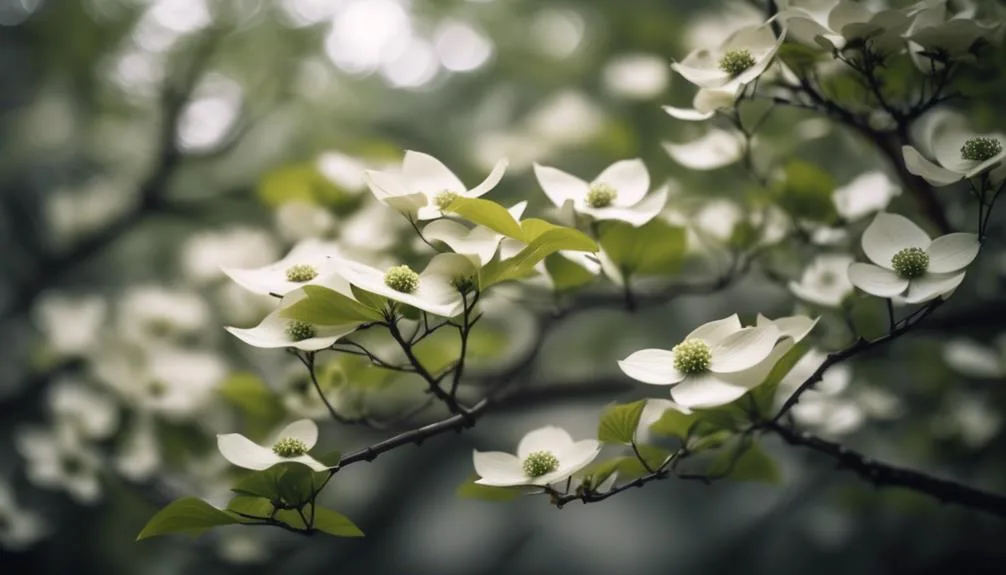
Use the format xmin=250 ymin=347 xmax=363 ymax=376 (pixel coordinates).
xmin=597 ymin=400 xmax=648 ymax=444
xmin=136 ymin=497 xmax=240 ymax=541
xmin=282 ymin=285 xmax=382 ymax=325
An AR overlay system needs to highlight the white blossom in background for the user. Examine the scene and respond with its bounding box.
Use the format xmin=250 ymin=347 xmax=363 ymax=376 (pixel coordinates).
xmin=934 ymin=394 xmax=1003 ymax=449
xmin=222 ymin=238 xmax=345 ymax=297
xmin=338 ymin=198 xmax=409 ymax=254
xmin=526 ymin=90 xmax=605 ymax=148
xmin=602 ymin=53 xmax=670 ymax=100
xmin=365 ymin=150 xmax=508 ymax=221
xmin=48 ymin=378 xmax=119 ymax=440
xmin=32 ymin=293 xmax=107 ymax=357
xmin=316 ymin=151 xmax=368 ymax=194
xmin=620 ymin=314 xmax=818 ymax=408
xmin=115 ymin=416 xmax=162 ymax=482
xmin=217 ymin=419 xmax=329 ymax=472
xmin=832 ymin=171 xmax=901 ymax=221
xmin=226 ymin=288 xmax=362 ymax=351
xmin=789 ymin=254 xmax=856 ymax=308
xmin=274 ymin=201 xmax=335 ymax=242
xmin=663 ymin=86 xmax=740 ymax=122
xmin=16 ymin=424 xmax=103 ymax=505
xmin=472 ymin=426 xmax=600 ymax=487
xmin=848 ymin=213 xmax=980 ymax=304
xmin=662 ymin=129 xmax=744 ymax=171
xmin=45 ymin=177 xmax=135 ymax=250
xmin=180 ymin=227 xmax=279 ymax=284
xmin=0 ymin=479 xmax=48 ymax=551
xmin=942 ymin=337 xmax=1006 ymax=379
xmin=141 ymin=348 xmax=228 ymax=420
xmin=777 ymin=349 xmax=865 ymax=436
xmin=671 ymin=21 xmax=784 ymax=91
xmin=534 ymin=159 xmax=668 ymax=226
xmin=116 ymin=286 xmax=211 ymax=345
xmin=336 ymin=253 xmax=479 ymax=317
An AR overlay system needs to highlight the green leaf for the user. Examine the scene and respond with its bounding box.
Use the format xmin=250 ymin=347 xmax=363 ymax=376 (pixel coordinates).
xmin=316 ymin=450 xmax=341 ymax=468
xmin=580 ymin=458 xmax=626 ymax=489
xmin=456 ymin=475 xmax=523 ymax=502
xmin=750 ymin=342 xmax=812 ymax=418
xmin=218 ymin=373 xmax=284 ymax=433
xmin=544 ymin=253 xmax=597 ymax=291
xmin=351 ymin=284 xmax=387 ymax=311
xmin=136 ymin=497 xmax=239 ymax=541
xmin=231 ymin=463 xmax=329 ymax=506
xmin=599 ymin=220 xmax=687 ymax=277
xmin=773 ymin=161 xmax=838 ymax=223
xmin=649 ymin=407 xmax=699 ymax=440
xmin=710 ymin=441 xmax=782 ymax=484
xmin=445 ymin=197 xmax=525 ymax=240
xmin=226 ymin=495 xmax=274 ymax=518
xmin=313 ymin=507 xmax=365 ymax=537
xmin=480 ymin=227 xmax=598 ymax=287
xmin=257 ymin=163 xmax=360 ymax=211
xmin=282 ymin=285 xmax=382 ymax=325
xmin=597 ymin=400 xmax=648 ymax=444
xmin=231 ymin=469 xmax=283 ymax=501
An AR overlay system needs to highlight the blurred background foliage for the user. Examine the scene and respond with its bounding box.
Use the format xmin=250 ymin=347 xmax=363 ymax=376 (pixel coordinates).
xmin=1 ymin=0 xmax=1006 ymax=573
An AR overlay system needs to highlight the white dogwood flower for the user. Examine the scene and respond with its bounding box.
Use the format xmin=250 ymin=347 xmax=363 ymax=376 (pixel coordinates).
xmin=222 ymin=238 xmax=346 ymax=297
xmin=217 ymin=419 xmax=329 ymax=472
xmin=789 ymin=254 xmax=856 ymax=308
xmin=16 ymin=424 xmax=103 ymax=505
xmin=848 ymin=213 xmax=980 ymax=304
xmin=48 ymin=378 xmax=119 ymax=440
xmin=0 ymin=479 xmax=48 ymax=550
xmin=780 ymin=0 xmax=910 ymax=53
xmin=832 ymin=171 xmax=901 ymax=221
xmin=533 ymin=159 xmax=668 ymax=226
xmin=365 ymin=150 xmax=508 ymax=221
xmin=336 ymin=253 xmax=480 ymax=317
xmin=662 ymin=129 xmax=744 ymax=171
xmin=903 ymin=119 xmax=1005 ymax=186
xmin=422 ymin=201 xmax=528 ymax=264
xmin=472 ymin=426 xmax=601 ymax=487
xmin=670 ymin=21 xmax=785 ymax=91
xmin=226 ymin=287 xmax=361 ymax=351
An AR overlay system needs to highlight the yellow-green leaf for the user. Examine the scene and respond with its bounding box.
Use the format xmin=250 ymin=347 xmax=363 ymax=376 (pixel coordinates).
xmin=136 ymin=497 xmax=240 ymax=541
xmin=282 ymin=285 xmax=382 ymax=325
xmin=597 ymin=400 xmax=648 ymax=444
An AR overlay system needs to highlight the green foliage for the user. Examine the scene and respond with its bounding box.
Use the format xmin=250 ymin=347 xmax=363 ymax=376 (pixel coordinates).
xmin=445 ymin=197 xmax=525 ymax=240
xmin=480 ymin=227 xmax=598 ymax=287
xmin=582 ymin=445 xmax=672 ymax=486
xmin=648 ymin=407 xmax=700 ymax=440
xmin=777 ymin=42 xmax=826 ymax=74
xmin=750 ymin=342 xmax=813 ymax=418
xmin=597 ymin=400 xmax=648 ymax=444
xmin=456 ymin=475 xmax=524 ymax=502
xmin=599 ymin=219 xmax=687 ymax=278
xmin=218 ymin=373 xmax=285 ymax=438
xmin=544 ymin=253 xmax=597 ymax=290
xmin=282 ymin=285 xmax=384 ymax=325
xmin=773 ymin=161 xmax=838 ymax=223
xmin=709 ymin=441 xmax=782 ymax=484
xmin=849 ymin=295 xmax=889 ymax=339
xmin=136 ymin=497 xmax=240 ymax=541
xmin=258 ymin=163 xmax=359 ymax=211
xmin=351 ymin=284 xmax=388 ymax=311
xmin=231 ymin=462 xmax=330 ymax=507
xmin=312 ymin=507 xmax=365 ymax=537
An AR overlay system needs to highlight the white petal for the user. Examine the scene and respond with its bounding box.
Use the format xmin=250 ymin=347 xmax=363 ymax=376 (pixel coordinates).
xmin=273 ymin=419 xmax=318 ymax=449
xmin=662 ymin=130 xmax=743 ymax=170
xmin=402 ymin=150 xmax=465 ymax=195
xmin=710 ymin=325 xmax=780 ymax=374
xmin=217 ymin=433 xmax=281 ymax=470
xmin=685 ymin=314 xmax=742 ymax=345
xmin=577 ymin=187 xmax=667 ymax=227
xmin=423 ymin=220 xmax=502 ymax=264
xmin=283 ymin=454 xmax=330 ymax=472
xmin=848 ymin=262 xmax=909 ymax=297
xmin=507 ymin=201 xmax=529 ymax=220
xmin=670 ymin=52 xmax=732 ymax=89
xmin=337 ymin=258 xmax=461 ymax=317
xmin=534 ymin=439 xmax=602 ymax=486
xmin=222 ymin=239 xmax=343 ymax=297
xmin=465 ymin=158 xmax=508 ymax=198
xmin=903 ymin=272 xmax=966 ymax=304
xmin=693 ymin=87 xmax=740 ymax=114
xmin=618 ymin=349 xmax=685 ymax=385
xmin=789 ymin=280 xmax=842 ymax=308
xmin=472 ymin=451 xmax=527 ymax=486
xmin=364 ymin=169 xmax=410 ymax=201
xmin=861 ymin=212 xmax=932 ymax=267
xmin=592 ymin=159 xmax=650 ymax=207
xmin=926 ymin=233 xmax=980 ymax=273
xmin=533 ymin=163 xmax=589 ymax=208
xmin=517 ymin=426 xmax=574 ymax=459
xmin=902 ymin=145 xmax=963 ymax=186
xmin=757 ymin=314 xmax=819 ymax=343
xmin=225 ymin=301 xmax=358 ymax=351
xmin=671 ymin=374 xmax=749 ymax=409
xmin=663 ymin=105 xmax=715 ymax=122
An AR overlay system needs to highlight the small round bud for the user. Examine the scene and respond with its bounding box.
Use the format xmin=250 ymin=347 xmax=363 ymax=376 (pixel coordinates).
xmin=451 ymin=275 xmax=476 ymax=294
xmin=285 ymin=264 xmax=318 ymax=283
xmin=718 ymin=49 xmax=756 ymax=77
xmin=672 ymin=338 xmax=712 ymax=375
xmin=285 ymin=320 xmax=316 ymax=341
xmin=891 ymin=247 xmax=929 ymax=280
xmin=585 ymin=183 xmax=617 ymax=208
xmin=384 ymin=265 xmax=420 ymax=293
xmin=960 ymin=137 xmax=1002 ymax=162
xmin=148 ymin=380 xmax=167 ymax=398
xmin=272 ymin=437 xmax=309 ymax=458
xmin=522 ymin=450 xmax=560 ymax=478
xmin=434 ymin=190 xmax=460 ymax=211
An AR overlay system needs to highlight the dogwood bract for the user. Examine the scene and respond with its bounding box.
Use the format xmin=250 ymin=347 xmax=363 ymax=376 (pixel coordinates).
xmin=422 ymin=201 xmax=528 ymax=264
xmin=365 ymin=150 xmax=508 ymax=221
xmin=670 ymin=21 xmax=784 ymax=91
xmin=226 ymin=288 xmax=361 ymax=351
xmin=472 ymin=426 xmax=601 ymax=487
xmin=222 ymin=238 xmax=345 ymax=296
xmin=217 ymin=419 xmax=328 ymax=472
xmin=789 ymin=253 xmax=856 ymax=308
xmin=847 ymin=213 xmax=979 ymax=304
xmin=335 ymin=253 xmax=479 ymax=317
xmin=533 ymin=159 xmax=668 ymax=226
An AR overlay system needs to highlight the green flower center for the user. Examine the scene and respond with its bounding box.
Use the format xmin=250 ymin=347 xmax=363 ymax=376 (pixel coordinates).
xmin=148 ymin=380 xmax=167 ymax=397
xmin=285 ymin=320 xmax=316 ymax=341
xmin=272 ymin=437 xmax=309 ymax=458
xmin=434 ymin=190 xmax=460 ymax=211
xmin=384 ymin=265 xmax=420 ymax=293
xmin=960 ymin=137 xmax=1002 ymax=162
xmin=718 ymin=48 xmax=756 ymax=77
xmin=672 ymin=338 xmax=712 ymax=374
xmin=891 ymin=247 xmax=929 ymax=280
xmin=285 ymin=264 xmax=318 ymax=283
xmin=522 ymin=450 xmax=560 ymax=478
xmin=586 ymin=183 xmax=617 ymax=208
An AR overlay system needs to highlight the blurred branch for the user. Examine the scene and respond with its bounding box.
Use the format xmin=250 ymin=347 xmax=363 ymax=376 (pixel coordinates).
xmin=0 ymin=31 xmax=222 ymax=322
xmin=763 ymin=421 xmax=1006 ymax=517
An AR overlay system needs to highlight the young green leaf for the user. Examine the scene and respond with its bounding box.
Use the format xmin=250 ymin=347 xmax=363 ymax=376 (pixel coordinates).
xmin=281 ymin=285 xmax=382 ymax=325
xmin=648 ymin=407 xmax=699 ymax=440
xmin=544 ymin=253 xmax=597 ymax=290
xmin=599 ymin=220 xmax=687 ymax=277
xmin=597 ymin=400 xmax=648 ymax=444
xmin=445 ymin=197 xmax=525 ymax=240
xmin=750 ymin=342 xmax=812 ymax=418
xmin=313 ymin=507 xmax=365 ymax=537
xmin=136 ymin=497 xmax=240 ymax=541
xmin=710 ymin=441 xmax=782 ymax=484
